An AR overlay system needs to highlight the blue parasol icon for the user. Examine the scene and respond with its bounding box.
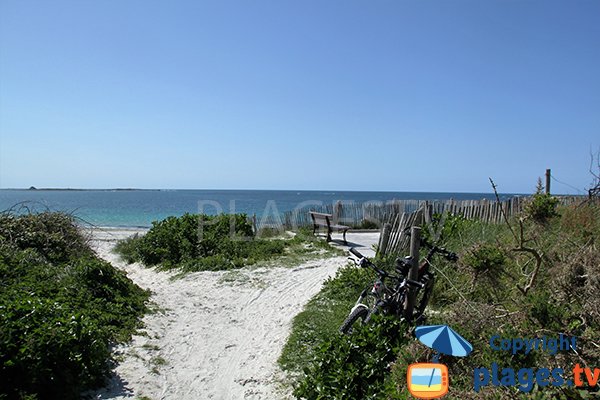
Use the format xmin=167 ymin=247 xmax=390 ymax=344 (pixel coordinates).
xmin=414 ymin=325 xmax=473 ymax=389
xmin=415 ymin=325 xmax=473 ymax=358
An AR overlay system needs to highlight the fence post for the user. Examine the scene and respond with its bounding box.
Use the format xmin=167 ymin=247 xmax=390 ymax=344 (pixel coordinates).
xmin=333 ymin=200 xmax=342 ymax=224
xmin=378 ymin=222 xmax=392 ymax=256
xmin=545 ymin=169 xmax=551 ymax=194
xmin=404 ymin=226 xmax=421 ymax=321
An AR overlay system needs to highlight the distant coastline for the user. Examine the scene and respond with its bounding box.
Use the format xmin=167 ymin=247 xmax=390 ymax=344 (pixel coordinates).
xmin=1 ymin=188 xmax=161 ymax=191
xmin=1 ymin=187 xmax=526 ymax=195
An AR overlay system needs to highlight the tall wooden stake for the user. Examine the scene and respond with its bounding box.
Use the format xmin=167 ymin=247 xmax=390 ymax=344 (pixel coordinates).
xmin=404 ymin=226 xmax=421 ymax=321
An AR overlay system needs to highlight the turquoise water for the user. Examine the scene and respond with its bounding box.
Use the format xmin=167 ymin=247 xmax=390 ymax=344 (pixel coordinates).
xmin=0 ymin=189 xmax=517 ymax=228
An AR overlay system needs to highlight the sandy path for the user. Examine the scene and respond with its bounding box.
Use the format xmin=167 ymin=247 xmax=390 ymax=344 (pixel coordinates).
xmin=89 ymin=229 xmax=345 ymax=400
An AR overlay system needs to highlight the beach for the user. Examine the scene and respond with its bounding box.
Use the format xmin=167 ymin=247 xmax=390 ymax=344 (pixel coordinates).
xmin=88 ymin=228 xmax=377 ymax=399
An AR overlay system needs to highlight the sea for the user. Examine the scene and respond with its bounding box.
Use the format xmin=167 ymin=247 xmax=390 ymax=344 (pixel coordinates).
xmin=0 ymin=189 xmax=519 ymax=228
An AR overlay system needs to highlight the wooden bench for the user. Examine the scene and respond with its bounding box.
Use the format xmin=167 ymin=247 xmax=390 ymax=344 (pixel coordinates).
xmin=309 ymin=211 xmax=350 ymax=244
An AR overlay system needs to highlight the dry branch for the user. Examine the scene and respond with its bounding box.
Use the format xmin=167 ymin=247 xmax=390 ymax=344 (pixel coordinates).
xmin=490 ymin=178 xmax=545 ymax=295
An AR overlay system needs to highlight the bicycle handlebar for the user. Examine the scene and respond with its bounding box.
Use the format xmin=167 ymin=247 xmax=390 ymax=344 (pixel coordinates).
xmin=420 ymin=237 xmax=458 ymax=262
xmin=432 ymin=246 xmax=458 ymax=262
xmin=349 ymin=248 xmax=392 ymax=278
xmin=349 ymin=247 xmax=364 ymax=259
xmin=429 ymin=245 xmax=457 ymax=261
xmin=402 ymin=229 xmax=458 ymax=262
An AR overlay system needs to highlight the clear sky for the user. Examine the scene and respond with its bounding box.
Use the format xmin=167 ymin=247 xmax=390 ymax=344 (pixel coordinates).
xmin=0 ymin=0 xmax=598 ymax=193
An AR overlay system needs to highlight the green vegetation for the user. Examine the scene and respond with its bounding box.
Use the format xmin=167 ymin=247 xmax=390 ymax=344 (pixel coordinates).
xmin=115 ymin=213 xmax=342 ymax=272
xmin=281 ymin=198 xmax=600 ymax=399
xmin=524 ymin=179 xmax=560 ymax=223
xmin=279 ymin=265 xmax=374 ymax=376
xmin=356 ymin=220 xmax=380 ymax=230
xmin=0 ymin=212 xmax=149 ymax=400
xmin=295 ymin=314 xmax=409 ymax=400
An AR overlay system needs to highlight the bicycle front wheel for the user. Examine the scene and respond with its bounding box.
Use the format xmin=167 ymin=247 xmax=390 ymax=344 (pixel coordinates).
xmin=339 ymin=304 xmax=370 ymax=334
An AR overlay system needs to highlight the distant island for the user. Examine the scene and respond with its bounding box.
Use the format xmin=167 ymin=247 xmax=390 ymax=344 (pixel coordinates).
xmin=5 ymin=187 xmax=160 ymax=191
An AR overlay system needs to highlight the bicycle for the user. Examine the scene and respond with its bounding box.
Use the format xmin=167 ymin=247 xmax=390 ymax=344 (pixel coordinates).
xmin=339 ymin=238 xmax=457 ymax=334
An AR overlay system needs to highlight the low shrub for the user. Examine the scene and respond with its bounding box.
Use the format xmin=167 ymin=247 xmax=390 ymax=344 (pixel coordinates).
xmin=358 ymin=219 xmax=380 ymax=229
xmin=0 ymin=212 xmax=149 ymax=399
xmin=116 ymin=214 xmax=336 ymax=272
xmin=294 ymin=314 xmax=408 ymax=400
xmin=524 ymin=181 xmax=559 ymax=223
xmin=113 ymin=233 xmax=141 ymax=264
xmin=0 ymin=212 xmax=92 ymax=263
xmin=422 ymin=212 xmax=470 ymax=244
xmin=462 ymin=243 xmax=507 ymax=280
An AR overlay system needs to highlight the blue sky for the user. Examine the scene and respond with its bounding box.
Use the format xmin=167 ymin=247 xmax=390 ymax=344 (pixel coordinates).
xmin=0 ymin=0 xmax=598 ymax=193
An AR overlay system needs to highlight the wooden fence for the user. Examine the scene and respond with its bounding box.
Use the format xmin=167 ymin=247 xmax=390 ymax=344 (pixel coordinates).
xmin=275 ymin=197 xmax=524 ymax=230
xmin=253 ymin=195 xmax=582 ymax=235
xmin=376 ymin=195 xmax=582 ymax=256
xmin=253 ymin=200 xmax=431 ymax=231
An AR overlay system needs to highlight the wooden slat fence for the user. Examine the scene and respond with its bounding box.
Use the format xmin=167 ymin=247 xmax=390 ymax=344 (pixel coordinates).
xmin=376 ymin=195 xmax=582 ymax=256
xmin=253 ymin=195 xmax=583 ymax=234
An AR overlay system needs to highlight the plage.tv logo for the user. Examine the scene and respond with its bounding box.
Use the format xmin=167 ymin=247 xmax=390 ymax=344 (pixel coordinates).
xmin=407 ymin=363 xmax=449 ymax=399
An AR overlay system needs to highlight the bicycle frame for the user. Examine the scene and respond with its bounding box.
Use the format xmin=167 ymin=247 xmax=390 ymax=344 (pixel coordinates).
xmin=350 ymin=263 xmax=408 ymax=321
xmin=344 ymin=241 xmax=457 ymax=328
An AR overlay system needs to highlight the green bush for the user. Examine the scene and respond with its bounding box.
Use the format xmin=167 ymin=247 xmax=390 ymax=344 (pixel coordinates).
xmin=422 ymin=212 xmax=470 ymax=243
xmin=524 ymin=182 xmax=559 ymax=223
xmin=358 ymin=219 xmax=380 ymax=229
xmin=116 ymin=213 xmax=292 ymax=271
xmin=0 ymin=212 xmax=92 ymax=263
xmin=113 ymin=233 xmax=142 ymax=264
xmin=463 ymin=243 xmax=507 ymax=275
xmin=0 ymin=213 xmax=149 ymax=399
xmin=294 ymin=315 xmax=408 ymax=400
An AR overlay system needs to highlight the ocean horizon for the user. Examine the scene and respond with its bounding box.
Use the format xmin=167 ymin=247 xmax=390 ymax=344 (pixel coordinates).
xmin=0 ymin=189 xmax=523 ymax=228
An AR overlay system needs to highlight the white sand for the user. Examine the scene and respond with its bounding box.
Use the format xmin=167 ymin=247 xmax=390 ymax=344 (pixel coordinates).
xmin=89 ymin=228 xmax=348 ymax=400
